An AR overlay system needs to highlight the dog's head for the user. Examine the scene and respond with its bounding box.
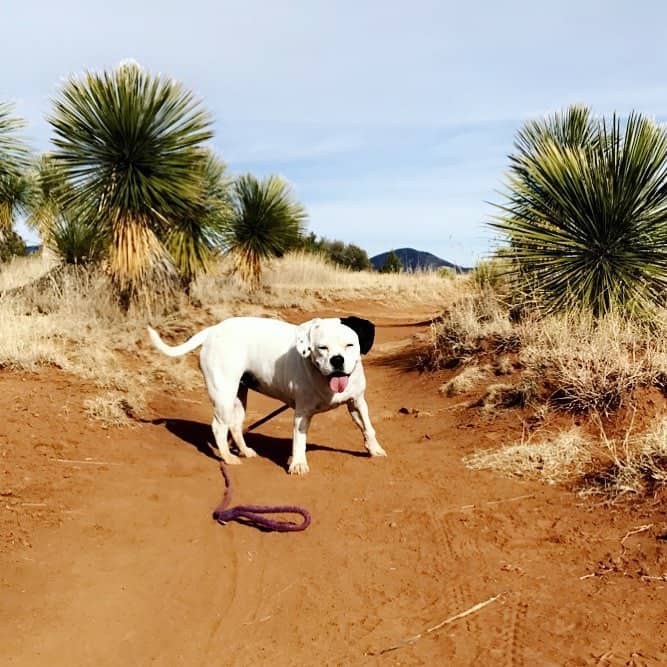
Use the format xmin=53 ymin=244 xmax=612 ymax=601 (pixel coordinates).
xmin=295 ymin=316 xmax=375 ymax=393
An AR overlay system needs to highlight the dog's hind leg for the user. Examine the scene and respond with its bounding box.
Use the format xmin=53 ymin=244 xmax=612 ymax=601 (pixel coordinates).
xmin=229 ymin=384 xmax=257 ymax=458
xmin=211 ymin=412 xmax=240 ymax=465
xmin=208 ymin=378 xmax=245 ymax=465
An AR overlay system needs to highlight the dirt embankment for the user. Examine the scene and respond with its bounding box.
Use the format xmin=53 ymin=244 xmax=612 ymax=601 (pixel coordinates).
xmin=2 ymin=301 xmax=666 ymax=666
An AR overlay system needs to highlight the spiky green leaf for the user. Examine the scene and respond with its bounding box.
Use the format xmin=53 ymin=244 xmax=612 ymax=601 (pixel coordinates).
xmin=492 ymin=107 xmax=667 ymax=316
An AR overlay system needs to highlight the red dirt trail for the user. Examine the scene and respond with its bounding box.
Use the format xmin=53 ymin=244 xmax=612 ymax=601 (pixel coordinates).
xmin=1 ymin=301 xmax=667 ymax=666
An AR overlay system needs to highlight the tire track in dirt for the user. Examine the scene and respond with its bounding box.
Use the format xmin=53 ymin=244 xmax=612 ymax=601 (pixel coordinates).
xmin=493 ymin=596 xmax=529 ymax=667
xmin=420 ymin=512 xmax=484 ymax=633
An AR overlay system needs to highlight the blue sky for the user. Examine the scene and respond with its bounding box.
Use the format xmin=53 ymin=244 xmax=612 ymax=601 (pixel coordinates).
xmin=2 ymin=0 xmax=667 ymax=266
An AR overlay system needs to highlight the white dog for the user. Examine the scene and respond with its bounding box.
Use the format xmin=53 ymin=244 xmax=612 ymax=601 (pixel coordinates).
xmin=147 ymin=316 xmax=386 ymax=474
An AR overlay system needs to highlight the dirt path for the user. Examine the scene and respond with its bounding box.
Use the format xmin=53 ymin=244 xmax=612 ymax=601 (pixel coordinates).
xmin=2 ymin=301 xmax=667 ymax=665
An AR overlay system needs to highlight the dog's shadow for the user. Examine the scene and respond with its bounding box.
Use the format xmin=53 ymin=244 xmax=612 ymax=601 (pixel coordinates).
xmin=152 ymin=418 xmax=367 ymax=470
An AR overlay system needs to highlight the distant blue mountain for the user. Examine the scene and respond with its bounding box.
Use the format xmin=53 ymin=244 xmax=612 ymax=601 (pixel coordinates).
xmin=370 ymin=248 xmax=470 ymax=273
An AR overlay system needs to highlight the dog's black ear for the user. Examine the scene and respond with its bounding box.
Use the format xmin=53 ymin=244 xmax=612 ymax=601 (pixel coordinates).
xmin=341 ymin=316 xmax=375 ymax=355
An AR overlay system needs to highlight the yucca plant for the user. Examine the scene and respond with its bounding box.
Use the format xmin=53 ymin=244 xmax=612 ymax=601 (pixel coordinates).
xmin=224 ymin=174 xmax=307 ymax=287
xmin=0 ymin=103 xmax=32 ymax=234
xmin=27 ymin=154 xmax=72 ymax=238
xmin=26 ymin=154 xmax=100 ymax=263
xmin=492 ymin=106 xmax=667 ymax=317
xmin=165 ymin=150 xmax=232 ymax=290
xmin=48 ymin=60 xmax=213 ymax=297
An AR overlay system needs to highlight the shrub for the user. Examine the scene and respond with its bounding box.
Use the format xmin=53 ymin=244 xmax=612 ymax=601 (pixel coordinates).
xmin=223 ymin=174 xmax=307 ymax=288
xmin=492 ymin=105 xmax=667 ymax=317
xmin=299 ymin=233 xmax=372 ymax=271
xmin=380 ymin=249 xmax=402 ymax=273
xmin=0 ymin=228 xmax=27 ymax=262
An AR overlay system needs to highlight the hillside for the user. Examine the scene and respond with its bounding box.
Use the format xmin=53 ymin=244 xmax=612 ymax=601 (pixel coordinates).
xmin=370 ymin=247 xmax=469 ymax=272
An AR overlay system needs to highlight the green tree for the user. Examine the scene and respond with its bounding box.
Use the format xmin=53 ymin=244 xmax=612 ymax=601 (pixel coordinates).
xmin=329 ymin=240 xmax=372 ymax=271
xmin=299 ymin=233 xmax=371 ymax=270
xmin=491 ymin=105 xmax=667 ymax=316
xmin=380 ymin=249 xmax=402 ymax=273
xmin=0 ymin=228 xmax=27 ymax=262
xmin=47 ymin=61 xmax=215 ymax=298
xmin=223 ymin=174 xmax=307 ymax=288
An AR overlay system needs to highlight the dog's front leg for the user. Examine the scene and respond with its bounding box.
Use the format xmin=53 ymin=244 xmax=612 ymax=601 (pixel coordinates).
xmin=347 ymin=395 xmax=386 ymax=457
xmin=288 ymin=412 xmax=311 ymax=475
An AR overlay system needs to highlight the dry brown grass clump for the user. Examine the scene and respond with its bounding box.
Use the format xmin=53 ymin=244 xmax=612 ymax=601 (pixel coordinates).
xmin=421 ymin=287 xmax=519 ymax=369
xmin=465 ymin=428 xmax=591 ymax=483
xmin=471 ymin=381 xmax=535 ymax=412
xmin=468 ymin=417 xmax=667 ymax=496
xmin=426 ymin=278 xmax=667 ymax=416
xmin=585 ymin=417 xmax=667 ymax=497
xmin=439 ymin=364 xmax=490 ymax=397
xmin=464 ymin=415 xmax=667 ymax=498
xmin=0 ymin=261 xmax=199 ymax=423
xmin=520 ymin=314 xmax=664 ymax=414
xmin=0 ymin=250 xmax=59 ymax=291
xmin=83 ymin=391 xmax=143 ymax=428
xmin=429 ymin=278 xmax=667 ymax=496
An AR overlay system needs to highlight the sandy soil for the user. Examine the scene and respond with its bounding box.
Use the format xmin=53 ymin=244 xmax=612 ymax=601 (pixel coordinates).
xmin=2 ymin=300 xmax=667 ymax=666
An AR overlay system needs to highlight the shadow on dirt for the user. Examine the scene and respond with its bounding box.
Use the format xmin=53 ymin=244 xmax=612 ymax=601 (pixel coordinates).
xmin=377 ymin=317 xmax=440 ymax=328
xmin=373 ymin=344 xmax=425 ymax=372
xmin=151 ymin=417 xmax=367 ymax=470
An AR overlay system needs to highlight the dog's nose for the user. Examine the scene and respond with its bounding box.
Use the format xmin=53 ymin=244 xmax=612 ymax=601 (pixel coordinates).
xmin=330 ymin=354 xmax=344 ymax=370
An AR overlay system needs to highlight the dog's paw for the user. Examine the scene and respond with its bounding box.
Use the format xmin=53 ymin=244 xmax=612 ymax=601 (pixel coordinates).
xmin=240 ymin=447 xmax=258 ymax=458
xmin=221 ymin=454 xmax=242 ymax=465
xmin=288 ymin=460 xmax=310 ymax=475
xmin=367 ymin=443 xmax=387 ymax=457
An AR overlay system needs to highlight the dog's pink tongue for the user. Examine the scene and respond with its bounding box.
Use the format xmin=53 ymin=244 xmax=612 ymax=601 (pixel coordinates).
xmin=329 ymin=375 xmax=349 ymax=393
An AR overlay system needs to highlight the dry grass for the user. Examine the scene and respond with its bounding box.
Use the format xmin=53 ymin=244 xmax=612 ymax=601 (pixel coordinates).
xmin=472 ymin=381 xmax=534 ymax=412
xmin=425 ymin=279 xmax=667 ymax=416
xmin=584 ymin=417 xmax=667 ymax=497
xmin=0 ymin=262 xmax=199 ymax=411
xmin=520 ymin=314 xmax=663 ymax=414
xmin=0 ymin=250 xmax=58 ymax=292
xmin=466 ymin=415 xmax=667 ymax=496
xmin=83 ymin=391 xmax=143 ymax=428
xmin=192 ymin=252 xmax=462 ymax=312
xmin=429 ymin=280 xmax=667 ymax=495
xmin=0 ymin=251 xmax=459 ymax=425
xmin=439 ymin=365 xmax=489 ymax=397
xmin=267 ymin=251 xmax=459 ymax=299
xmin=465 ymin=428 xmax=592 ymax=483
xmin=421 ymin=287 xmax=518 ymax=369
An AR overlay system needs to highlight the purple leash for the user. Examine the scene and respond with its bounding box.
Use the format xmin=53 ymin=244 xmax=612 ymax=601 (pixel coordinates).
xmin=212 ymin=464 xmax=311 ymax=532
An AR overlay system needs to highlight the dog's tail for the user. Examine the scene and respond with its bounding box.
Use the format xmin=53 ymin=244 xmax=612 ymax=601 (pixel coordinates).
xmin=147 ymin=326 xmax=211 ymax=357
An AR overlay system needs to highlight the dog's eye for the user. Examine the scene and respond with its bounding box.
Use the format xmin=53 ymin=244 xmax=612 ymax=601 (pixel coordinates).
xmin=317 ymin=346 xmax=328 ymax=351
xmin=345 ymin=343 xmax=354 ymax=348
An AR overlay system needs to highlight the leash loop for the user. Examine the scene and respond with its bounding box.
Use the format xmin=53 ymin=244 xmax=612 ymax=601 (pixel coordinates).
xmin=212 ymin=464 xmax=311 ymax=532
